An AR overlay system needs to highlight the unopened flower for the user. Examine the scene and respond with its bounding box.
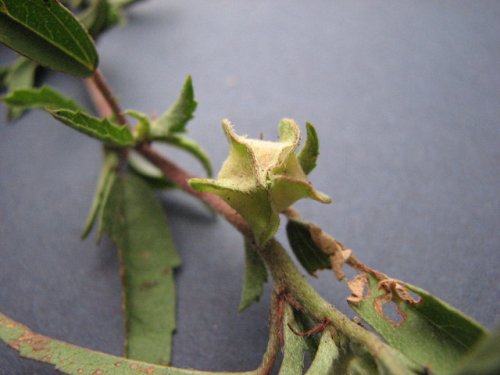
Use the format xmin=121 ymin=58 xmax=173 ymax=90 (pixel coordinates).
xmin=189 ymin=119 xmax=331 ymax=245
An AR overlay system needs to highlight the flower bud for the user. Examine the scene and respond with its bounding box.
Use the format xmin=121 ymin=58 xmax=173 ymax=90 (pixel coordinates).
xmin=189 ymin=119 xmax=331 ymax=245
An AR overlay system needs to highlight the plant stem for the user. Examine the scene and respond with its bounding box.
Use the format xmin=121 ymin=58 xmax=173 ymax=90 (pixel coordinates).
xmin=89 ymin=69 xmax=128 ymax=125
xmin=136 ymin=144 xmax=251 ymax=237
xmin=83 ymin=71 xmax=411 ymax=373
xmin=258 ymin=240 xmax=414 ymax=375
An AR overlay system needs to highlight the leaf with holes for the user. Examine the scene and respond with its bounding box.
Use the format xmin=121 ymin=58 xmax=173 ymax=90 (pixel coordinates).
xmin=347 ymin=273 xmax=487 ymax=375
xmin=0 ymin=0 xmax=98 ymax=77
xmin=102 ymin=174 xmax=180 ymax=365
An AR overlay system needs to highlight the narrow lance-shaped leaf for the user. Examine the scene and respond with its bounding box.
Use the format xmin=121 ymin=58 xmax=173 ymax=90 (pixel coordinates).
xmin=305 ymin=330 xmax=339 ymax=375
xmin=50 ymin=109 xmax=134 ymax=147
xmin=298 ymin=122 xmax=319 ymax=175
xmin=239 ymin=240 xmax=268 ymax=312
xmin=2 ymin=56 xmax=37 ymax=120
xmin=3 ymin=85 xmax=84 ymax=112
xmin=164 ymin=134 xmax=213 ymax=176
xmin=150 ymin=75 xmax=197 ymax=138
xmin=81 ymin=151 xmax=118 ymax=239
xmin=124 ymin=107 xmax=212 ymax=176
xmin=102 ymin=174 xmax=181 ymax=365
xmin=348 ymin=273 xmax=487 ymax=375
xmin=279 ymin=305 xmax=308 ymax=375
xmin=0 ymin=311 xmax=209 ymax=374
xmin=0 ymin=0 xmax=98 ymax=77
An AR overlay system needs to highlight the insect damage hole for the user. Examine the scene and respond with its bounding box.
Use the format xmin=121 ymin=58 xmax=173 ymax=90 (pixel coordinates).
xmin=376 ymin=298 xmax=406 ymax=327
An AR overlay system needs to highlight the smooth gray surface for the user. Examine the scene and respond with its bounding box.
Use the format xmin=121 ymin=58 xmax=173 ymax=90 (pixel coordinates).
xmin=1 ymin=1 xmax=499 ymax=373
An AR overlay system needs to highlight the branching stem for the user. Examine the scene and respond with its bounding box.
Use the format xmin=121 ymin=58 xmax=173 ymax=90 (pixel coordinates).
xmin=84 ymin=70 xmax=411 ymax=374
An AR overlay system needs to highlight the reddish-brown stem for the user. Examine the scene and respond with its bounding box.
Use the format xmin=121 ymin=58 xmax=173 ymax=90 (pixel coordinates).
xmin=287 ymin=318 xmax=330 ymax=337
xmin=85 ymin=69 xmax=252 ymax=238
xmin=136 ymin=144 xmax=251 ymax=237
xmin=89 ymin=69 xmax=128 ymax=125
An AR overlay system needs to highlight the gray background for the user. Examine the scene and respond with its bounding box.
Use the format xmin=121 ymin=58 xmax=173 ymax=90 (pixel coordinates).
xmin=1 ymin=1 xmax=499 ymax=373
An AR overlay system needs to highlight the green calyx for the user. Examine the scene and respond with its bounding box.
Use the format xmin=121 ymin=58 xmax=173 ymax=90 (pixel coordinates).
xmin=189 ymin=119 xmax=331 ymax=245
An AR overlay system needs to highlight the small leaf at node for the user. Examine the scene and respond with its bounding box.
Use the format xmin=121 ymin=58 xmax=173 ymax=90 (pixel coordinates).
xmin=162 ymin=134 xmax=213 ymax=176
xmin=239 ymin=240 xmax=268 ymax=312
xmin=0 ymin=0 xmax=99 ymax=77
xmin=286 ymin=219 xmax=331 ymax=276
xmin=305 ymin=329 xmax=339 ymax=375
xmin=298 ymin=122 xmax=319 ymax=175
xmin=150 ymin=75 xmax=197 ymax=138
xmin=81 ymin=151 xmax=118 ymax=239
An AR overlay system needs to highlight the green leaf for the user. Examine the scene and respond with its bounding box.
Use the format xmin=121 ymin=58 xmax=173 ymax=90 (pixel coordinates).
xmin=451 ymin=329 xmax=499 ymax=375
xmin=0 ymin=0 xmax=98 ymax=77
xmin=0 ymin=65 xmax=9 ymax=90
xmin=239 ymin=240 xmax=268 ymax=312
xmin=150 ymin=75 xmax=197 ymax=137
xmin=79 ymin=0 xmax=113 ymax=39
xmin=0 ymin=311 xmax=207 ymax=374
xmin=2 ymin=56 xmax=37 ymax=120
xmin=305 ymin=330 xmax=338 ymax=375
xmin=50 ymin=109 xmax=134 ymax=147
xmin=3 ymin=85 xmax=84 ymax=112
xmin=286 ymin=218 xmax=331 ymax=276
xmin=348 ymin=274 xmax=487 ymax=375
xmin=102 ymin=174 xmax=181 ymax=365
xmin=298 ymin=122 xmax=319 ymax=175
xmin=163 ymin=134 xmax=213 ymax=176
xmin=81 ymin=151 xmax=118 ymax=239
xmin=279 ymin=304 xmax=308 ymax=375
xmin=128 ymin=150 xmax=175 ymax=190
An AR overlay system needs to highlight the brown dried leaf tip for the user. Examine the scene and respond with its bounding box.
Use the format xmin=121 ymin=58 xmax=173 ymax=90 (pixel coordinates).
xmin=310 ymin=224 xmax=352 ymax=280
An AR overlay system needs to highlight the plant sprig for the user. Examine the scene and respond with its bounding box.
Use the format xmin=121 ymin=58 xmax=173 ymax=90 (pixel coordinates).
xmin=0 ymin=1 xmax=497 ymax=374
